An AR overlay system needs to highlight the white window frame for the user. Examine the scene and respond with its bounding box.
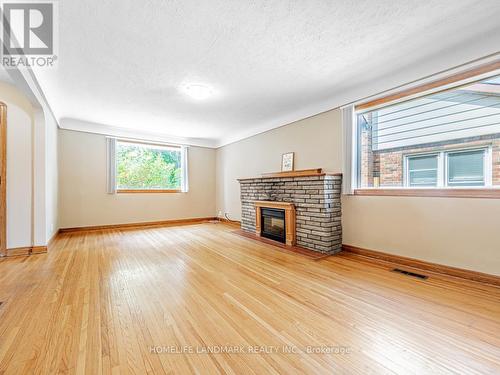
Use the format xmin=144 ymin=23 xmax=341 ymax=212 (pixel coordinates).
xmin=444 ymin=147 xmax=492 ymax=188
xmin=404 ymin=152 xmax=442 ymax=188
xmin=403 ymin=147 xmax=492 ymax=188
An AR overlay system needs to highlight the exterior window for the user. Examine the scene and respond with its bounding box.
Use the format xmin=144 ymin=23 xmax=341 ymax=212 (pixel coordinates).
xmin=116 ymin=141 xmax=183 ymax=191
xmin=403 ymin=148 xmax=489 ymax=188
xmin=447 ymin=149 xmax=485 ymax=187
xmin=407 ymin=154 xmax=438 ymax=187
xmin=356 ymin=73 xmax=500 ymax=190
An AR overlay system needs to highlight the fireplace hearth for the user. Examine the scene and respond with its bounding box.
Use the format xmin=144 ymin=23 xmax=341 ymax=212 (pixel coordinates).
xmin=261 ymin=208 xmax=286 ymax=243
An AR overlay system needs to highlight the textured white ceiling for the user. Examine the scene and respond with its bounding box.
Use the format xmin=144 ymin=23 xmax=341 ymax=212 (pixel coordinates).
xmin=34 ymin=0 xmax=500 ymax=147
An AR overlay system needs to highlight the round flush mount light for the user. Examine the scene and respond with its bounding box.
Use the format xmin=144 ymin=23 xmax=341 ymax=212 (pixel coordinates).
xmin=181 ymin=83 xmax=214 ymax=100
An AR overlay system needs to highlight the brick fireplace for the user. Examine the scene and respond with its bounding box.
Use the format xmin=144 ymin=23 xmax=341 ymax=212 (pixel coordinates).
xmin=238 ymin=170 xmax=342 ymax=254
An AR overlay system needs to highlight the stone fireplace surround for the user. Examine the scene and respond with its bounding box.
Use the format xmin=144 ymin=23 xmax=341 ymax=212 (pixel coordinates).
xmin=238 ymin=172 xmax=342 ymax=254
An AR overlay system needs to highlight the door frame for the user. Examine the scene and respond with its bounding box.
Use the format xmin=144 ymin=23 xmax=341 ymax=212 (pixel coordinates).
xmin=0 ymin=103 xmax=6 ymax=256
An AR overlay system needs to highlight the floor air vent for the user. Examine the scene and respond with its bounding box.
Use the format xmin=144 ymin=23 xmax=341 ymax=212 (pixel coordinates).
xmin=392 ymin=268 xmax=428 ymax=280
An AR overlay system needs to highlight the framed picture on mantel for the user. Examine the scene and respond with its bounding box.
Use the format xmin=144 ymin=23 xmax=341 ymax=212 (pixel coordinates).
xmin=281 ymin=152 xmax=294 ymax=172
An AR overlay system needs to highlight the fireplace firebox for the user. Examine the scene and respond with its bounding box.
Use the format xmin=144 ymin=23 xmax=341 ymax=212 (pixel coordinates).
xmin=260 ymin=207 xmax=286 ymax=243
xmin=254 ymin=201 xmax=296 ymax=246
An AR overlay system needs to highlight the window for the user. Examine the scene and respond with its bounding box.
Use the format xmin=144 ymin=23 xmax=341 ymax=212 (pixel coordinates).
xmin=354 ymin=71 xmax=500 ymax=194
xmin=447 ymin=149 xmax=485 ymax=186
xmin=404 ymin=148 xmax=489 ymax=188
xmin=107 ymin=139 xmax=188 ymax=193
xmin=406 ymin=154 xmax=439 ymax=187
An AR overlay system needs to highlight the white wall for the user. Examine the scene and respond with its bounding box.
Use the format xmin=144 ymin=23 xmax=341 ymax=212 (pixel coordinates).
xmin=1 ymin=79 xmax=58 ymax=249
xmin=45 ymin=110 xmax=59 ymax=240
xmin=215 ymin=108 xmax=500 ymax=276
xmin=1 ymin=81 xmax=34 ymax=248
xmin=58 ymin=129 xmax=216 ymax=228
xmin=33 ymin=109 xmax=46 ymax=246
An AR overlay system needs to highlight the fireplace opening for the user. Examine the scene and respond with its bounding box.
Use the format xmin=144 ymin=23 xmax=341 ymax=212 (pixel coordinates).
xmin=261 ymin=207 xmax=286 ymax=243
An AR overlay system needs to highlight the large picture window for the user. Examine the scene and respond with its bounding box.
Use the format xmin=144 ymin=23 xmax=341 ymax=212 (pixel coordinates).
xmin=107 ymin=139 xmax=188 ymax=193
xmin=355 ymin=72 xmax=500 ymax=192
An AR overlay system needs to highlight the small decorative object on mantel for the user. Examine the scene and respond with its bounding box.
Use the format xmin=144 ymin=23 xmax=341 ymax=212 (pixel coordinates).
xmin=281 ymin=152 xmax=294 ymax=172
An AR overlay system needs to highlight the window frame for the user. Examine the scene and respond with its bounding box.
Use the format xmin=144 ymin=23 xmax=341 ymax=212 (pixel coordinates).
xmin=403 ymin=147 xmax=491 ymax=189
xmin=404 ymin=152 xmax=441 ymax=188
xmin=444 ymin=148 xmax=491 ymax=188
xmin=115 ymin=139 xmax=184 ymax=194
xmin=351 ymin=60 xmax=500 ymax=198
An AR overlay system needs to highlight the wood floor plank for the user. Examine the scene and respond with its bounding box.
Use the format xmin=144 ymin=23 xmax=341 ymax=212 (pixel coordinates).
xmin=0 ymin=223 xmax=499 ymax=374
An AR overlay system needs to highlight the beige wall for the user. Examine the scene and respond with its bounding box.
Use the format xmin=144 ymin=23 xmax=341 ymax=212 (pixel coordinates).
xmin=59 ymin=129 xmax=216 ymax=228
xmin=342 ymin=195 xmax=500 ymax=276
xmin=216 ymin=109 xmax=342 ymax=220
xmin=215 ymin=108 xmax=500 ymax=276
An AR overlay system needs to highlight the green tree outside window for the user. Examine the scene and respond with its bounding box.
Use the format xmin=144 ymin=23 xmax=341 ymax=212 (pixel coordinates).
xmin=116 ymin=142 xmax=181 ymax=189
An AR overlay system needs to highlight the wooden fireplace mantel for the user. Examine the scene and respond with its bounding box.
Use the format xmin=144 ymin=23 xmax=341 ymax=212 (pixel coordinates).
xmin=254 ymin=201 xmax=296 ymax=246
xmin=254 ymin=201 xmax=295 ymax=210
xmin=238 ymin=168 xmax=342 ymax=181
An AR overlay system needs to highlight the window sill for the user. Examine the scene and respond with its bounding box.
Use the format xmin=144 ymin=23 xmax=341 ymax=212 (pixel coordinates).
xmin=117 ymin=189 xmax=182 ymax=194
xmin=353 ymin=188 xmax=500 ymax=199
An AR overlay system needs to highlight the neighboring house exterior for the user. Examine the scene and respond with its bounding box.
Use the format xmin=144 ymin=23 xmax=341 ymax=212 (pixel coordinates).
xmin=358 ymin=76 xmax=500 ymax=188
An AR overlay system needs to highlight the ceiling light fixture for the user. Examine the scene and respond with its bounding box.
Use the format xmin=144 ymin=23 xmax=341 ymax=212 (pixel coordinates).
xmin=181 ymin=84 xmax=214 ymax=100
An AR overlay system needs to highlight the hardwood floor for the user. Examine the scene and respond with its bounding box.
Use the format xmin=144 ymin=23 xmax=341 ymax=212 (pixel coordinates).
xmin=0 ymin=223 xmax=499 ymax=374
